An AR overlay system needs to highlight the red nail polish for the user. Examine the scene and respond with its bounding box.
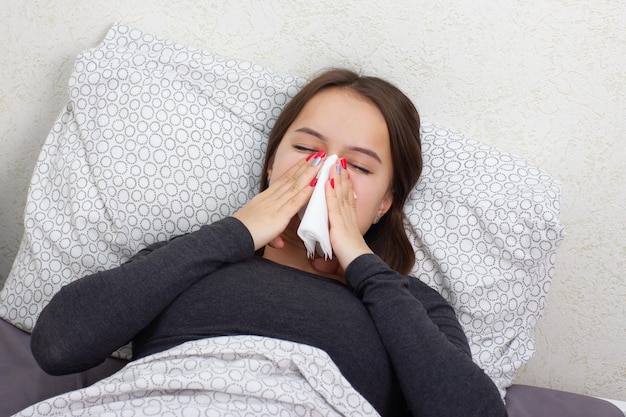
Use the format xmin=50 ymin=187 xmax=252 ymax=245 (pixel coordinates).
xmin=310 ymin=178 xmax=318 ymax=187
xmin=330 ymin=178 xmax=335 ymax=189
xmin=306 ymin=152 xmax=316 ymax=161
xmin=340 ymin=158 xmax=347 ymax=169
xmin=318 ymin=150 xmax=326 ymax=159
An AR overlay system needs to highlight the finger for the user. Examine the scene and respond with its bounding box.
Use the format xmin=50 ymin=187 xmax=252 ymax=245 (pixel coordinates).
xmin=330 ymin=160 xmax=356 ymax=220
xmin=271 ymin=153 xmax=325 ymax=197
xmin=325 ymin=170 xmax=340 ymax=216
xmin=340 ymin=164 xmax=357 ymax=210
xmin=263 ymin=154 xmax=320 ymax=209
xmin=267 ymin=236 xmax=285 ymax=249
xmin=331 ymin=158 xmax=349 ymax=201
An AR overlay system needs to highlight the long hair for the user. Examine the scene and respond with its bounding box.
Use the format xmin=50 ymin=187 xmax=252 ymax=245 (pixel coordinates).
xmin=260 ymin=69 xmax=422 ymax=274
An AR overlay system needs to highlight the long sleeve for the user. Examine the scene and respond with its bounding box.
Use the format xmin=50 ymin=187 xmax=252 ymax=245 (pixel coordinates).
xmin=345 ymin=254 xmax=507 ymax=417
xmin=31 ymin=216 xmax=255 ymax=375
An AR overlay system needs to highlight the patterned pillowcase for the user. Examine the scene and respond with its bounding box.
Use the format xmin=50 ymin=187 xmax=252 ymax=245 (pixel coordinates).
xmin=0 ymin=24 xmax=565 ymax=397
xmin=405 ymin=125 xmax=565 ymax=396
xmin=0 ymin=24 xmax=305 ymax=358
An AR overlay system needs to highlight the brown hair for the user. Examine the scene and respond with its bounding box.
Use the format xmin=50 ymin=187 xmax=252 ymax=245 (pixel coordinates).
xmin=260 ymin=69 xmax=422 ymax=274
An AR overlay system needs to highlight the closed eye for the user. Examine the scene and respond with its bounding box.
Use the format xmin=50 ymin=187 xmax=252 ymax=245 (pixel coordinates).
xmin=348 ymin=162 xmax=372 ymax=175
xmin=294 ymin=145 xmax=317 ymax=153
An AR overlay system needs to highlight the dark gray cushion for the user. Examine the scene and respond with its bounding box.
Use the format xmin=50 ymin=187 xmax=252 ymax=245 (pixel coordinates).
xmin=0 ymin=318 xmax=126 ymax=416
xmin=506 ymin=384 xmax=623 ymax=417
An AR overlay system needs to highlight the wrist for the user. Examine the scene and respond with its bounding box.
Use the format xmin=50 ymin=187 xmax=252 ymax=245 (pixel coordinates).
xmin=336 ymin=241 xmax=373 ymax=271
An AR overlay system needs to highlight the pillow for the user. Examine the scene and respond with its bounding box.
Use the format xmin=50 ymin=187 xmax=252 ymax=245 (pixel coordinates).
xmin=0 ymin=24 xmax=305 ymax=359
xmin=0 ymin=24 xmax=565 ymax=398
xmin=405 ymin=124 xmax=565 ymax=396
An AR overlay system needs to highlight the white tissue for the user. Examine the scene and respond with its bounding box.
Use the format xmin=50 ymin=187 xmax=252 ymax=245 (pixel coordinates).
xmin=297 ymin=154 xmax=339 ymax=259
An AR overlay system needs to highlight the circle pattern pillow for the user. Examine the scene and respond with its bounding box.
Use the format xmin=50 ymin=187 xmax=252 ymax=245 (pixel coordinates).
xmin=0 ymin=23 xmax=304 ymax=332
xmin=405 ymin=124 xmax=565 ymax=395
xmin=0 ymin=24 xmax=565 ymax=398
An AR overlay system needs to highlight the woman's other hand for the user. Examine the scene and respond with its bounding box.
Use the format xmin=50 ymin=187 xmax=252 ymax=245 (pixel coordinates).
xmin=325 ymin=159 xmax=374 ymax=271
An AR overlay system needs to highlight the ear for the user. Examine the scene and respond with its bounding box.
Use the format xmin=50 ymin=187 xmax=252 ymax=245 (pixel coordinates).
xmin=377 ymin=190 xmax=393 ymax=218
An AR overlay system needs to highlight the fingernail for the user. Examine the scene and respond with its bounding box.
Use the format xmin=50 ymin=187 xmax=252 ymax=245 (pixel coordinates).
xmin=312 ymin=156 xmax=322 ymax=167
xmin=336 ymin=163 xmax=342 ymax=175
xmin=317 ymin=150 xmax=326 ymax=159
xmin=340 ymin=158 xmax=347 ymax=169
xmin=306 ymin=152 xmax=316 ymax=161
xmin=330 ymin=178 xmax=335 ymax=189
xmin=310 ymin=178 xmax=318 ymax=187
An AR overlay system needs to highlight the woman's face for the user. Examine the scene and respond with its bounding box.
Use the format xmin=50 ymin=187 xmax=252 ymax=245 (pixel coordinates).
xmin=268 ymin=87 xmax=393 ymax=234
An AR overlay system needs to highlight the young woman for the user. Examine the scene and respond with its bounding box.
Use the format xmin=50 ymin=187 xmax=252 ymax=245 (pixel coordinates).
xmin=31 ymin=69 xmax=507 ymax=416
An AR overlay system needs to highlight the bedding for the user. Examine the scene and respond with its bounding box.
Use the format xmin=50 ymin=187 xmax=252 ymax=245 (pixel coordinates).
xmin=0 ymin=24 xmax=566 ymax=399
xmin=12 ymin=335 xmax=380 ymax=417
xmin=2 ymin=318 xmax=623 ymax=417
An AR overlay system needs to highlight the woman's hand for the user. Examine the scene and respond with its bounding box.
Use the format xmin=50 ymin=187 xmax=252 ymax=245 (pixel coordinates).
xmin=233 ymin=154 xmax=324 ymax=251
xmin=324 ymin=159 xmax=373 ymax=271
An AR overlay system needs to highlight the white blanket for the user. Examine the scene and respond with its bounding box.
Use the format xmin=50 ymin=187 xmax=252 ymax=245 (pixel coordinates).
xmin=14 ymin=336 xmax=379 ymax=417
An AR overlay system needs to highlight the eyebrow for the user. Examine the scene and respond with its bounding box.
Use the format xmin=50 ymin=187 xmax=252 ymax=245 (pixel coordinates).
xmin=295 ymin=127 xmax=382 ymax=163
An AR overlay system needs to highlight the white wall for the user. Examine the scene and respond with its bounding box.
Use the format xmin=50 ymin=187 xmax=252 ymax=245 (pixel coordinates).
xmin=1 ymin=0 xmax=624 ymax=401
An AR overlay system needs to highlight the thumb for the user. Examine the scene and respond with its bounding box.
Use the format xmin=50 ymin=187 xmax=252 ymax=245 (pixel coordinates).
xmin=267 ymin=236 xmax=285 ymax=249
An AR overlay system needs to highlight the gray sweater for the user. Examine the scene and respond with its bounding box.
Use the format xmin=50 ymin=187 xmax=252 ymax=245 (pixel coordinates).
xmin=32 ymin=216 xmax=506 ymax=417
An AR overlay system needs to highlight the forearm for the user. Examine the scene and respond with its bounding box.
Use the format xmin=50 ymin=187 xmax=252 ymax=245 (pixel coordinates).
xmin=345 ymin=254 xmax=507 ymax=417
xmin=31 ymin=216 xmax=254 ymax=375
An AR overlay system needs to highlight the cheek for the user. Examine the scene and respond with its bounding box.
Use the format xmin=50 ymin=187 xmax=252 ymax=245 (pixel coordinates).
xmin=269 ymin=154 xmax=302 ymax=182
xmin=351 ymin=183 xmax=380 ymax=230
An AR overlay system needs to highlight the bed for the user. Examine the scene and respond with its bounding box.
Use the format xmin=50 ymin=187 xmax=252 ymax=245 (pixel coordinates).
xmin=0 ymin=24 xmax=622 ymax=417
